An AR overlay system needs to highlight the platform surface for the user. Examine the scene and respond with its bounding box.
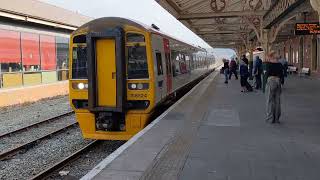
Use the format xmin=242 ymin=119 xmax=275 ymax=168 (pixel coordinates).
xmin=84 ymin=73 xmax=320 ymax=180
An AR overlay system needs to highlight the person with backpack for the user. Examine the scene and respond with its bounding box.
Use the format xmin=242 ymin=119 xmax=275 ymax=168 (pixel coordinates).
xmin=253 ymin=56 xmax=263 ymax=89
xmin=229 ymin=58 xmax=238 ymax=80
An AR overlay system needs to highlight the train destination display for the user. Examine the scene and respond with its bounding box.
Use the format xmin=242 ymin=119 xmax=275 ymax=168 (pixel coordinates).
xmin=295 ymin=23 xmax=320 ymax=35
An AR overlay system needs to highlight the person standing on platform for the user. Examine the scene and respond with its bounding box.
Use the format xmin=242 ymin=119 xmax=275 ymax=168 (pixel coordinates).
xmin=235 ymin=57 xmax=239 ymax=66
xmin=253 ymin=56 xmax=263 ymax=89
xmin=242 ymin=55 xmax=249 ymax=65
xmin=222 ymin=59 xmax=229 ymax=84
xmin=229 ymin=58 xmax=238 ymax=80
xmin=265 ymin=51 xmax=284 ymax=124
xmin=239 ymin=58 xmax=252 ymax=92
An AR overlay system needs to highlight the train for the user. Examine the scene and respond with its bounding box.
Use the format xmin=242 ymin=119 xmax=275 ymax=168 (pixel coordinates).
xmin=69 ymin=17 xmax=216 ymax=140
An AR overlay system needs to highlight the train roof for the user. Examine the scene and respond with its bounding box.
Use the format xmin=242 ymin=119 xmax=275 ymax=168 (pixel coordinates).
xmin=73 ymin=17 xmax=205 ymax=52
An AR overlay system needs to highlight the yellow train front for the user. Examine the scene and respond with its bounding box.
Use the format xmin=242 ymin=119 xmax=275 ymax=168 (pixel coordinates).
xmin=69 ymin=17 xmax=215 ymax=140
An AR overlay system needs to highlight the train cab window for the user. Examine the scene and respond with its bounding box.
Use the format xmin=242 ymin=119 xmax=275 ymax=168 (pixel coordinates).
xmin=72 ymin=46 xmax=88 ymax=79
xmin=156 ymin=52 xmax=163 ymax=75
xmin=127 ymin=45 xmax=149 ymax=79
xmin=73 ymin=35 xmax=86 ymax=43
xmin=126 ymin=33 xmax=145 ymax=42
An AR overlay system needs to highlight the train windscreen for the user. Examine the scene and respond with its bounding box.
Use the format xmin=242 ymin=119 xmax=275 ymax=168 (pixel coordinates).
xmin=72 ymin=46 xmax=87 ymax=79
xmin=127 ymin=46 xmax=148 ymax=79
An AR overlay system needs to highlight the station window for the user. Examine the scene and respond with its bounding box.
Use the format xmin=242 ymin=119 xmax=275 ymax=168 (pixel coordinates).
xmin=156 ymin=52 xmax=163 ymax=75
xmin=127 ymin=45 xmax=148 ymax=79
xmin=56 ymin=37 xmax=69 ymax=81
xmin=0 ymin=29 xmax=22 ymax=88
xmin=21 ymin=32 xmax=40 ymax=72
xmin=126 ymin=33 xmax=145 ymax=43
xmin=72 ymin=46 xmax=87 ymax=79
xmin=0 ymin=28 xmax=70 ymax=89
xmin=0 ymin=29 xmax=22 ymax=73
xmin=40 ymin=35 xmax=56 ymax=70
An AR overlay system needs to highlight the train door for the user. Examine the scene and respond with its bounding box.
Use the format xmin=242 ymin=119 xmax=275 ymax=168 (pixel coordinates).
xmin=151 ymin=34 xmax=167 ymax=103
xmin=86 ymin=29 xmax=126 ymax=113
xmin=163 ymin=38 xmax=172 ymax=94
xmin=95 ymin=39 xmax=117 ymax=107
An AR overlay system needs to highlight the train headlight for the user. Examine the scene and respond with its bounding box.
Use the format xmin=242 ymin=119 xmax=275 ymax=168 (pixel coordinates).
xmin=128 ymin=83 xmax=149 ymax=90
xmin=131 ymin=83 xmax=137 ymax=89
xmin=78 ymin=83 xmax=85 ymax=90
xmin=72 ymin=82 xmax=88 ymax=90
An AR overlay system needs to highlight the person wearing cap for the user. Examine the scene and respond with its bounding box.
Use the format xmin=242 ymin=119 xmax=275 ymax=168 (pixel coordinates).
xmin=265 ymin=51 xmax=284 ymax=124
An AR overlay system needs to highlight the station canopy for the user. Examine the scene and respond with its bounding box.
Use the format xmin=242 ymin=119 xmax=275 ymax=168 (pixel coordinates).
xmin=157 ymin=0 xmax=317 ymax=50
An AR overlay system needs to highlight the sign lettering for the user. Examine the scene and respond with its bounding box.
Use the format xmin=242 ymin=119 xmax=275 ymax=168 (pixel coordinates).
xmin=295 ymin=23 xmax=320 ymax=35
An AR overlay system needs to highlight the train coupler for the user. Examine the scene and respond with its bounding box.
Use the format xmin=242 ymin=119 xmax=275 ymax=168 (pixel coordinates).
xmin=95 ymin=112 xmax=125 ymax=132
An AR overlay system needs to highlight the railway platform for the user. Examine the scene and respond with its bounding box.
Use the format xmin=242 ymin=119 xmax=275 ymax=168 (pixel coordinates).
xmin=82 ymin=71 xmax=320 ymax=180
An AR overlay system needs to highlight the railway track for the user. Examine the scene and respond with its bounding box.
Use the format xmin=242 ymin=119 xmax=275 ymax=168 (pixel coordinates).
xmin=0 ymin=111 xmax=75 ymax=161
xmin=0 ymin=111 xmax=74 ymax=139
xmin=30 ymin=140 xmax=100 ymax=180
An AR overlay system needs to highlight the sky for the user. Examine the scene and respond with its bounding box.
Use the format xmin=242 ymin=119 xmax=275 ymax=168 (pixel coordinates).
xmin=40 ymin=0 xmax=235 ymax=59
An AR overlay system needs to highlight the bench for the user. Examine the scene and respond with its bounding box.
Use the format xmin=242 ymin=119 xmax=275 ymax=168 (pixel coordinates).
xmin=287 ymin=66 xmax=298 ymax=74
xmin=299 ymin=67 xmax=310 ymax=76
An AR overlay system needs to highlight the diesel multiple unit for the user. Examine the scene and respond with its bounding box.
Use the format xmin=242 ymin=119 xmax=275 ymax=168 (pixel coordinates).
xmin=69 ymin=17 xmax=215 ymax=140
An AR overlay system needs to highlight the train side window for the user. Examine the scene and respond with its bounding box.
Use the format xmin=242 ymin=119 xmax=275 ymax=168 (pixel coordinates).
xmin=127 ymin=45 xmax=149 ymax=79
xmin=156 ymin=52 xmax=163 ymax=75
xmin=126 ymin=33 xmax=145 ymax=43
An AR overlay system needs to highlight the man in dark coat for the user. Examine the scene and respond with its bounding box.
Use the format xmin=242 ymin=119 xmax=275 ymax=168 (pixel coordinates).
xmin=229 ymin=58 xmax=238 ymax=80
xmin=242 ymin=55 xmax=249 ymax=65
xmin=253 ymin=56 xmax=263 ymax=89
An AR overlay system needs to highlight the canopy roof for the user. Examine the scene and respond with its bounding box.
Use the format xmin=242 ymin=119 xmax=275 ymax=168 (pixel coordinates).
xmin=158 ymin=0 xmax=273 ymax=48
xmin=158 ymin=0 xmax=317 ymax=51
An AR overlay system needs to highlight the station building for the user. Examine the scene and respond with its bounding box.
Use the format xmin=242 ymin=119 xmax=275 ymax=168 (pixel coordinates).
xmin=0 ymin=0 xmax=91 ymax=106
